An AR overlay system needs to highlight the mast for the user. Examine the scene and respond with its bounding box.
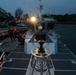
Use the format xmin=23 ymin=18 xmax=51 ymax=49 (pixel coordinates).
xmin=39 ymin=0 xmax=43 ymax=13
xmin=38 ymin=0 xmax=43 ymax=20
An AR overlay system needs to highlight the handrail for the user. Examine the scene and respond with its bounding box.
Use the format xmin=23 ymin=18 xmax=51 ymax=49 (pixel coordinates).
xmin=0 ymin=52 xmax=4 ymax=60
xmin=0 ymin=48 xmax=4 ymax=60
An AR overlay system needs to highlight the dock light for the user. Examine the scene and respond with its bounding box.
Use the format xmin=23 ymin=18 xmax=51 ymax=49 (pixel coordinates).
xmin=30 ymin=16 xmax=37 ymax=22
xmin=30 ymin=16 xmax=37 ymax=31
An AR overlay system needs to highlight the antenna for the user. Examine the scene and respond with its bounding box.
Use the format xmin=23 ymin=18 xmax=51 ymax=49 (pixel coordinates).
xmin=37 ymin=0 xmax=43 ymax=20
xmin=39 ymin=0 xmax=43 ymax=13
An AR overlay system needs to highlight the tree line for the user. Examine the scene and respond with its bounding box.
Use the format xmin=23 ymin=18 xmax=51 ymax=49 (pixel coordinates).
xmin=42 ymin=14 xmax=76 ymax=23
xmin=0 ymin=7 xmax=76 ymax=23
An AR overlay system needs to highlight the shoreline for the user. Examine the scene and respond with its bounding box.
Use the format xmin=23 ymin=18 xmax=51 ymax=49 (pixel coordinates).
xmin=56 ymin=22 xmax=76 ymax=24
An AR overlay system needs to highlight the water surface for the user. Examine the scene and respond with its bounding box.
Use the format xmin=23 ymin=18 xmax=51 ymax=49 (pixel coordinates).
xmin=54 ymin=24 xmax=76 ymax=55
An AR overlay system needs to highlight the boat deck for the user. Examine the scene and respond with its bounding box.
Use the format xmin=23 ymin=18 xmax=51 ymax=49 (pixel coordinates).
xmin=0 ymin=43 xmax=76 ymax=75
xmin=52 ymin=44 xmax=76 ymax=75
xmin=0 ymin=44 xmax=31 ymax=75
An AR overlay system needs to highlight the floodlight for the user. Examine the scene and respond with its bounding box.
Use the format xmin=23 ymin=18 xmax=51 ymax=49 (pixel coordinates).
xmin=30 ymin=16 xmax=37 ymax=22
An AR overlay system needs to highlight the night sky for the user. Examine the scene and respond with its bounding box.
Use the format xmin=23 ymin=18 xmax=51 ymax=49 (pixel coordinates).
xmin=0 ymin=0 xmax=76 ymax=16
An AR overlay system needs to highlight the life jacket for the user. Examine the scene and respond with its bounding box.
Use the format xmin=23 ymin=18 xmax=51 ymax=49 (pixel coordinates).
xmin=13 ymin=27 xmax=17 ymax=32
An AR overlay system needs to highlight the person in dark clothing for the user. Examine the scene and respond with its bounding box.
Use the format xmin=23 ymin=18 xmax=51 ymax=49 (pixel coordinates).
xmin=18 ymin=33 xmax=24 ymax=44
xmin=13 ymin=27 xmax=17 ymax=38
xmin=8 ymin=28 xmax=16 ymax=42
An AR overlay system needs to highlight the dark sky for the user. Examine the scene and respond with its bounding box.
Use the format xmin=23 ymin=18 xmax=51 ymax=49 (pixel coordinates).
xmin=0 ymin=0 xmax=76 ymax=15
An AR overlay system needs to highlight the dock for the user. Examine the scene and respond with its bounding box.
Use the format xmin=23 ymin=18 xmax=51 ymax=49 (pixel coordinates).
xmin=0 ymin=27 xmax=27 ymax=37
xmin=0 ymin=38 xmax=18 ymax=52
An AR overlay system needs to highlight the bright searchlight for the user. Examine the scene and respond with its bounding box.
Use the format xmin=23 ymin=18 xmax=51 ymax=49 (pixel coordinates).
xmin=30 ymin=16 xmax=37 ymax=22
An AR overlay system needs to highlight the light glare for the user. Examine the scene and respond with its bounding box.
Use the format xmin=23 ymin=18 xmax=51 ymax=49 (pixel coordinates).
xmin=30 ymin=16 xmax=36 ymax=22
